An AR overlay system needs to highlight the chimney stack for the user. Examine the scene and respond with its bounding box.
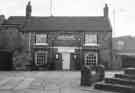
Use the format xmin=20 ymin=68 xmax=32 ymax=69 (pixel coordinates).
xmin=104 ymin=4 xmax=109 ymax=18
xmin=26 ymin=1 xmax=32 ymax=17
xmin=0 ymin=15 xmax=5 ymax=24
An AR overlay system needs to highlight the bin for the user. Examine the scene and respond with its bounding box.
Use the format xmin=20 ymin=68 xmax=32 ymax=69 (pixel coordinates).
xmin=81 ymin=65 xmax=92 ymax=86
xmin=80 ymin=65 xmax=105 ymax=86
xmin=96 ymin=64 xmax=105 ymax=81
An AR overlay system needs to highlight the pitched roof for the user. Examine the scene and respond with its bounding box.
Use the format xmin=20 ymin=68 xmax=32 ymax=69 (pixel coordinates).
xmin=5 ymin=16 xmax=112 ymax=32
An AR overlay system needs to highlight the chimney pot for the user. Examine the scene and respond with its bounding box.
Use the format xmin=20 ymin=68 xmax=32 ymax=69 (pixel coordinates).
xmin=104 ymin=4 xmax=109 ymax=17
xmin=26 ymin=1 xmax=32 ymax=17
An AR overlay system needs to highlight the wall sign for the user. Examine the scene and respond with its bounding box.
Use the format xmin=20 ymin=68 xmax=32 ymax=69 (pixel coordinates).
xmin=54 ymin=33 xmax=81 ymax=46
xmin=57 ymin=34 xmax=76 ymax=40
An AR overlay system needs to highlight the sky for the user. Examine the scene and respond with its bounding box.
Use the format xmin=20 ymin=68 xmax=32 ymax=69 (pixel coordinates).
xmin=0 ymin=0 xmax=135 ymax=37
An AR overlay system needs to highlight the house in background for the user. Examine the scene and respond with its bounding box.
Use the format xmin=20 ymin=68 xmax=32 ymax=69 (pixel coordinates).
xmin=0 ymin=15 xmax=5 ymax=25
xmin=2 ymin=2 xmax=112 ymax=70
xmin=112 ymin=36 xmax=135 ymax=69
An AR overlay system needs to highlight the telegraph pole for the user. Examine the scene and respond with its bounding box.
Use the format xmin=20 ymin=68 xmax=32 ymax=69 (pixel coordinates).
xmin=113 ymin=9 xmax=116 ymax=37
xmin=50 ymin=0 xmax=53 ymax=16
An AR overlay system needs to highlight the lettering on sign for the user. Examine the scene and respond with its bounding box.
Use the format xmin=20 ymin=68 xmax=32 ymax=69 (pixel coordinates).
xmin=57 ymin=35 xmax=76 ymax=40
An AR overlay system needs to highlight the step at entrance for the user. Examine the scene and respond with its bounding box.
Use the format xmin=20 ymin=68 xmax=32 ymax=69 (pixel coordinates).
xmin=115 ymin=74 xmax=135 ymax=80
xmin=95 ymin=82 xmax=135 ymax=93
xmin=105 ymin=78 xmax=135 ymax=86
xmin=124 ymin=68 xmax=135 ymax=75
xmin=94 ymin=68 xmax=135 ymax=93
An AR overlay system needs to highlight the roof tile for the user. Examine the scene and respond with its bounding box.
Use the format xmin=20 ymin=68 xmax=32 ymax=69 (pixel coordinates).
xmin=5 ymin=16 xmax=112 ymax=32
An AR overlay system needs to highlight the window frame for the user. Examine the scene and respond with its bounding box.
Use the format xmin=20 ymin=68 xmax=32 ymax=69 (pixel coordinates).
xmin=35 ymin=51 xmax=48 ymax=66
xmin=84 ymin=52 xmax=98 ymax=66
xmin=85 ymin=33 xmax=97 ymax=45
xmin=35 ymin=33 xmax=47 ymax=44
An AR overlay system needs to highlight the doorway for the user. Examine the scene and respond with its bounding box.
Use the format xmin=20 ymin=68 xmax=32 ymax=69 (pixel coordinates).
xmin=56 ymin=47 xmax=78 ymax=70
xmin=0 ymin=51 xmax=12 ymax=70
xmin=62 ymin=52 xmax=70 ymax=70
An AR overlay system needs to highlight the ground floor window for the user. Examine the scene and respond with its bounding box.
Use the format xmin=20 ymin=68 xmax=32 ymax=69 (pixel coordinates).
xmin=84 ymin=52 xmax=98 ymax=66
xmin=35 ymin=51 xmax=48 ymax=66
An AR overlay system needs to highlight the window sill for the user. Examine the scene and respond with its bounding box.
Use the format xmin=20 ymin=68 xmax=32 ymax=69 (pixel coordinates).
xmin=34 ymin=43 xmax=48 ymax=46
xmin=84 ymin=43 xmax=99 ymax=46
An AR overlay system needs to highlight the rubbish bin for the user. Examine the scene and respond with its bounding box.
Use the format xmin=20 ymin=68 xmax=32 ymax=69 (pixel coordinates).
xmin=96 ymin=64 xmax=105 ymax=81
xmin=81 ymin=65 xmax=92 ymax=86
xmin=80 ymin=65 xmax=105 ymax=86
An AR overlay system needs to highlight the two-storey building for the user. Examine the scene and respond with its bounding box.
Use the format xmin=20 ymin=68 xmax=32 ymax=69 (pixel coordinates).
xmin=3 ymin=3 xmax=112 ymax=70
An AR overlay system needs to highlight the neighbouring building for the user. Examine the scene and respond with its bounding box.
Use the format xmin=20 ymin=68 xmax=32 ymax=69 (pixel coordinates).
xmin=2 ymin=2 xmax=112 ymax=70
xmin=112 ymin=36 xmax=135 ymax=69
xmin=112 ymin=50 xmax=135 ymax=69
xmin=0 ymin=15 xmax=5 ymax=24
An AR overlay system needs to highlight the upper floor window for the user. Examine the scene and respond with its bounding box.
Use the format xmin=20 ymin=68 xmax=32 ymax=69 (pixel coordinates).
xmin=36 ymin=34 xmax=47 ymax=45
xmin=85 ymin=33 xmax=97 ymax=45
xmin=116 ymin=40 xmax=125 ymax=50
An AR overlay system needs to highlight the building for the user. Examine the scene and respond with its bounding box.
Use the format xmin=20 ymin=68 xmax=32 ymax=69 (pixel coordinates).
xmin=2 ymin=2 xmax=112 ymax=70
xmin=112 ymin=36 xmax=135 ymax=69
xmin=112 ymin=51 xmax=135 ymax=69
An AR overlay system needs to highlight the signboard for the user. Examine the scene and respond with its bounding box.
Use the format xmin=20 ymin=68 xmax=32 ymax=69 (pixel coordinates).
xmin=54 ymin=33 xmax=80 ymax=46
xmin=57 ymin=34 xmax=76 ymax=40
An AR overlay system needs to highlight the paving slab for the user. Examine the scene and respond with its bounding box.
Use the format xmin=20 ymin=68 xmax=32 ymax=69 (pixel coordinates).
xmin=0 ymin=78 xmax=11 ymax=87
xmin=28 ymin=79 xmax=44 ymax=90
xmin=0 ymin=71 xmax=119 ymax=93
xmin=0 ymin=77 xmax=23 ymax=90
xmin=15 ymin=78 xmax=34 ymax=90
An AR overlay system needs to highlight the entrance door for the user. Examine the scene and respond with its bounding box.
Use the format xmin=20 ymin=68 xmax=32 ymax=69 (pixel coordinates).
xmin=62 ymin=52 xmax=70 ymax=70
xmin=0 ymin=51 xmax=12 ymax=70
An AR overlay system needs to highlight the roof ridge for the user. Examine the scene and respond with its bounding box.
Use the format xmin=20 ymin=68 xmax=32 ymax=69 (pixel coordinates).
xmin=6 ymin=16 xmax=112 ymax=32
xmin=9 ymin=16 xmax=104 ymax=19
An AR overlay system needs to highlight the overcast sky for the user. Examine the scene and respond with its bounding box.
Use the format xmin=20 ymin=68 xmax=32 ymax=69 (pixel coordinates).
xmin=0 ymin=0 xmax=135 ymax=37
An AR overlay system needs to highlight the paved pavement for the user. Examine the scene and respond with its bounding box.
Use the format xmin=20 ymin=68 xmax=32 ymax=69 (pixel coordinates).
xmin=0 ymin=71 xmax=123 ymax=93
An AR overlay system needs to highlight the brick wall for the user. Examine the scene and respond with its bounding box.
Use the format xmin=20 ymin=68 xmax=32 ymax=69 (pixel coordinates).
xmin=98 ymin=31 xmax=112 ymax=69
xmin=47 ymin=32 xmax=82 ymax=46
xmin=23 ymin=31 xmax=112 ymax=70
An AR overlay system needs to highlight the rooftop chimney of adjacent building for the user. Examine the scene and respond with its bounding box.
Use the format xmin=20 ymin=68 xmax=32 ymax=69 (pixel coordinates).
xmin=26 ymin=1 xmax=32 ymax=17
xmin=0 ymin=15 xmax=5 ymax=24
xmin=104 ymin=4 xmax=109 ymax=18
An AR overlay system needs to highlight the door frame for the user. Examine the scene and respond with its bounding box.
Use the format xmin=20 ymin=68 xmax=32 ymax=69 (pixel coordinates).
xmin=56 ymin=47 xmax=78 ymax=70
xmin=61 ymin=52 xmax=71 ymax=70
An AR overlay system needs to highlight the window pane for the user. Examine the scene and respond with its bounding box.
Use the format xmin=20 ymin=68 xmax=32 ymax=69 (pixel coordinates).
xmin=85 ymin=34 xmax=97 ymax=44
xmin=85 ymin=52 xmax=97 ymax=66
xmin=36 ymin=51 xmax=48 ymax=65
xmin=36 ymin=34 xmax=47 ymax=43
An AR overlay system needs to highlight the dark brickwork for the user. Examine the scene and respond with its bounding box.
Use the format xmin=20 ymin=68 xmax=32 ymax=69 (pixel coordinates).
xmin=20 ymin=31 xmax=112 ymax=70
xmin=98 ymin=32 xmax=112 ymax=69
xmin=1 ymin=3 xmax=112 ymax=70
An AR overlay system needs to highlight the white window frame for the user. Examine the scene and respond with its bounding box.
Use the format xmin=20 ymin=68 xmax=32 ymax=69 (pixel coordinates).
xmin=84 ymin=52 xmax=98 ymax=66
xmin=35 ymin=33 xmax=48 ymax=45
xmin=84 ymin=33 xmax=97 ymax=46
xmin=35 ymin=51 xmax=48 ymax=66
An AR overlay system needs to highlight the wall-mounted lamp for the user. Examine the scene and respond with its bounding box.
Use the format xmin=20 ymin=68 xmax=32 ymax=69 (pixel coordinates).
xmin=74 ymin=54 xmax=77 ymax=59
xmin=56 ymin=54 xmax=59 ymax=59
xmin=78 ymin=38 xmax=81 ymax=40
